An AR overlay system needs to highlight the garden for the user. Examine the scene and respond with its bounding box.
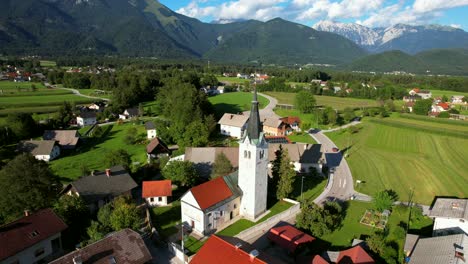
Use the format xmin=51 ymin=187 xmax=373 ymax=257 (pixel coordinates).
xmin=359 ymin=209 xmax=389 ymax=229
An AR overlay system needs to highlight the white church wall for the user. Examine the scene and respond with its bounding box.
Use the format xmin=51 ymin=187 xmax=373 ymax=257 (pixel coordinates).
xmin=180 ymin=192 xmax=205 ymax=236
xmin=205 ymin=197 xmax=241 ymax=233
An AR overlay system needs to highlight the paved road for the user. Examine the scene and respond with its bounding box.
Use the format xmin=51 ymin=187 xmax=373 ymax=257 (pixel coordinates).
xmin=321 ymin=120 xmax=361 ymax=133
xmin=243 ymin=92 xmax=280 ymax=120
xmin=58 ymin=87 xmax=110 ymax=101
xmin=311 ymin=131 xmax=356 ymax=205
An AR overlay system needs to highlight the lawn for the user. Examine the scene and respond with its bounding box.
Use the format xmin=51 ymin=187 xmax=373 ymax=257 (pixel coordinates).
xmin=429 ymin=89 xmax=468 ymax=98
xmin=51 ymin=123 xmax=148 ymax=182
xmin=0 ymin=106 xmax=61 ymax=117
xmin=217 ymin=76 xmax=246 ymax=84
xmin=184 ymin=236 xmax=206 ymax=255
xmin=208 ymin=92 xmax=269 ymax=115
xmin=320 ymin=201 xmax=433 ymax=250
xmin=290 ymin=175 xmax=327 ymax=202
xmin=264 ymin=92 xmax=378 ymax=110
xmin=217 ymin=200 xmax=294 ymax=237
xmin=287 ymin=132 xmax=317 ymax=144
xmin=274 ymin=108 xmax=321 ymax=129
xmin=326 ymin=116 xmax=468 ymax=204
xmin=0 ymin=94 xmax=95 ymax=108
xmin=40 ymin=60 xmax=57 ymax=67
xmin=78 ymin=89 xmax=112 ymax=100
xmin=0 ymin=81 xmax=46 ymax=90
xmin=151 ymin=200 xmax=181 ymax=239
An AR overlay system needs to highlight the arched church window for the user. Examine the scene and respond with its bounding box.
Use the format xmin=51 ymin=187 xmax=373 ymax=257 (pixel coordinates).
xmin=260 ymin=150 xmax=264 ymax=159
xmin=244 ymin=150 xmax=247 ymax=158
xmin=248 ymin=151 xmax=251 ymax=159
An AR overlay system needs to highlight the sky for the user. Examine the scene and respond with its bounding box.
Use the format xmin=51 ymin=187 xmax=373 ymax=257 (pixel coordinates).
xmin=158 ymin=0 xmax=468 ymax=30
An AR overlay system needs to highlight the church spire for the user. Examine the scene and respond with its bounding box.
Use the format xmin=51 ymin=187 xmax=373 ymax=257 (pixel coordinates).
xmin=246 ymin=88 xmax=262 ymax=140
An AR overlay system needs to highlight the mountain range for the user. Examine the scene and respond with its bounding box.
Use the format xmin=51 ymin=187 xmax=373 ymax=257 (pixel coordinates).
xmin=313 ymin=21 xmax=468 ymax=54
xmin=0 ymin=0 xmax=365 ymax=64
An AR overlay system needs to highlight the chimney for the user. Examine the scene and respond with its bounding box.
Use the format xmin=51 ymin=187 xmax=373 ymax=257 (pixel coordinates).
xmin=105 ymin=169 xmax=111 ymax=178
xmin=249 ymin=249 xmax=259 ymax=261
xmin=24 ymin=210 xmax=30 ymax=217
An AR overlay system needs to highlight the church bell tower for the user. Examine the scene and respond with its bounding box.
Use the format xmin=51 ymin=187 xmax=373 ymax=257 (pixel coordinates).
xmin=238 ymin=89 xmax=269 ymax=220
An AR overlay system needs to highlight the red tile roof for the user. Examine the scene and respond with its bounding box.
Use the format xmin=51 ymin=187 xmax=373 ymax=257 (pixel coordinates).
xmin=190 ymin=235 xmax=267 ymax=264
xmin=337 ymin=245 xmax=375 ymax=264
xmin=142 ymin=180 xmax=172 ymax=198
xmin=190 ymin=177 xmax=233 ymax=210
xmin=437 ymin=102 xmax=450 ymax=110
xmin=312 ymin=255 xmax=329 ymax=264
xmin=0 ymin=209 xmax=67 ymax=261
xmin=268 ymin=225 xmax=315 ymax=253
xmin=412 ymin=88 xmax=420 ymax=93
xmin=280 ymin=116 xmax=301 ymax=125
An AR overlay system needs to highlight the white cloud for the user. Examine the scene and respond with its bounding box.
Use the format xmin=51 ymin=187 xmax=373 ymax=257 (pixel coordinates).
xmin=413 ymin=0 xmax=468 ymax=13
xmin=450 ymin=24 xmax=462 ymax=28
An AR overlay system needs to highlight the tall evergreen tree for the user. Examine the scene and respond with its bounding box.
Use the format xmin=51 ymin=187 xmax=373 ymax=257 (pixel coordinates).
xmin=276 ymin=148 xmax=296 ymax=200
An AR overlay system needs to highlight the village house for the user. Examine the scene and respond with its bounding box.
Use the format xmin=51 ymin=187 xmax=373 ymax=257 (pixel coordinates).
xmin=17 ymin=140 xmax=61 ymax=162
xmin=405 ymin=101 xmax=415 ymax=113
xmin=280 ymin=116 xmax=301 ymax=132
xmin=404 ymin=233 xmax=467 ymax=264
xmin=409 ymin=88 xmax=432 ymax=99
xmin=431 ymin=102 xmax=450 ymax=113
xmin=218 ymin=113 xmax=249 ymax=139
xmin=88 ymin=101 xmax=106 ymax=111
xmin=43 ymin=130 xmax=80 ymax=150
xmin=269 ymin=143 xmax=323 ymax=173
xmin=191 ymin=235 xmax=282 ymax=264
xmin=181 ymin=90 xmax=269 ymax=235
xmin=62 ymin=166 xmax=137 ymax=212
xmin=76 ymin=111 xmax=97 ymax=127
xmin=142 ymin=180 xmax=172 ymax=207
xmin=0 ymin=209 xmax=67 ymax=264
xmin=145 ymin=121 xmax=157 ymax=139
xmin=429 ymin=198 xmax=468 ymax=236
xmin=50 ymin=229 xmax=152 ymax=264
xmin=146 ymin=137 xmax=171 ymax=162
xmin=119 ymin=107 xmax=139 ymax=120
xmin=452 ymin=95 xmax=466 ymax=104
xmin=268 ymin=224 xmax=315 ymax=254
xmin=182 ymin=147 xmax=239 ymax=176
xmin=262 ymin=117 xmax=292 ymax=136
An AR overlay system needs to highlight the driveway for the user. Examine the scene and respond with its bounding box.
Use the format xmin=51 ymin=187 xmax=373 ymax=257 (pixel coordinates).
xmin=243 ymin=92 xmax=280 ymax=120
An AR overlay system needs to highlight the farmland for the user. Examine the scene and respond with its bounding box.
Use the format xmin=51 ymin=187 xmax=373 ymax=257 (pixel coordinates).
xmin=326 ymin=116 xmax=468 ymax=204
xmin=208 ymin=92 xmax=269 ymax=115
xmin=264 ymin=92 xmax=379 ymax=110
xmin=50 ymin=123 xmax=147 ymax=182
xmin=429 ymin=89 xmax=468 ymax=98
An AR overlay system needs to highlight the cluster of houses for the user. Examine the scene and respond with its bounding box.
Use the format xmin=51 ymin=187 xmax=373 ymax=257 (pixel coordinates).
xmin=0 ymin=65 xmax=46 ymax=83
xmin=403 ymin=88 xmax=466 ymax=116
xmin=65 ymin=66 xmax=115 ymax=74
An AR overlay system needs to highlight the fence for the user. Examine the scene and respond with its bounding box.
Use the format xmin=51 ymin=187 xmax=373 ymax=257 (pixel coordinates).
xmin=235 ymin=199 xmax=301 ymax=242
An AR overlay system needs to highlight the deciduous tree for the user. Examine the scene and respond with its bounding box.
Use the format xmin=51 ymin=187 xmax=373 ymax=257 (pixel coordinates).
xmin=162 ymin=160 xmax=198 ymax=187
xmin=276 ymin=149 xmax=296 ymax=200
xmin=104 ymin=149 xmax=131 ymax=169
xmin=211 ymin=152 xmax=233 ymax=179
xmin=374 ymin=189 xmax=398 ymax=212
xmin=295 ymin=90 xmax=316 ymax=114
xmin=296 ymin=199 xmax=343 ymax=236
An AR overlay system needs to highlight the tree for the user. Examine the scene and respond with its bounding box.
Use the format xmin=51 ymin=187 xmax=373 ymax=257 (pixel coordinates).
xmin=366 ymin=231 xmax=386 ymax=255
xmin=104 ymin=149 xmax=131 ymax=169
xmin=0 ymin=154 xmax=60 ymax=223
xmin=295 ymin=90 xmax=316 ymax=113
xmin=326 ymin=108 xmax=338 ymax=125
xmin=86 ymin=220 xmax=105 ymax=244
xmin=124 ymin=127 xmax=138 ymax=145
xmin=413 ymin=99 xmax=433 ymax=115
xmin=162 ymin=160 xmax=198 ymax=187
xmin=269 ymin=146 xmax=283 ymax=197
xmin=343 ymin=107 xmax=355 ymax=123
xmin=6 ymin=113 xmax=36 ymax=140
xmin=109 ymin=196 xmax=141 ymax=231
xmin=211 ymin=152 xmax=233 ymax=179
xmin=374 ymin=189 xmax=398 ymax=212
xmin=56 ymin=101 xmax=74 ymax=128
xmin=384 ymin=99 xmax=395 ymax=112
xmin=200 ymin=74 xmax=218 ymax=87
xmin=180 ymin=119 xmax=210 ymax=147
xmin=296 ymin=199 xmax=343 ymax=236
xmin=442 ymin=94 xmax=449 ymax=102
xmin=97 ymin=203 xmax=113 ymax=233
xmin=53 ymin=194 xmax=90 ymax=247
xmin=276 ymin=149 xmax=296 ymax=200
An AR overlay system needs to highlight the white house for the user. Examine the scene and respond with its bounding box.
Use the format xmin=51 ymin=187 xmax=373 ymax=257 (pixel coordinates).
xmin=0 ymin=209 xmax=67 ymax=264
xmin=429 ymin=198 xmax=468 ymax=236
xmin=409 ymin=88 xmax=432 ymax=99
xmin=218 ymin=113 xmax=249 ymax=139
xmin=431 ymin=102 xmax=450 ymax=113
xmin=119 ymin=107 xmax=139 ymax=120
xmin=451 ymin=95 xmax=465 ymax=104
xmin=142 ymin=180 xmax=172 ymax=207
xmin=88 ymin=102 xmax=106 ymax=111
xmin=145 ymin=121 xmax=157 ymax=139
xmin=76 ymin=112 xmax=97 ymax=127
xmin=181 ymin=90 xmax=269 ymax=235
xmin=17 ymin=140 xmax=61 ymax=162
xmin=268 ymin=143 xmax=323 ymax=174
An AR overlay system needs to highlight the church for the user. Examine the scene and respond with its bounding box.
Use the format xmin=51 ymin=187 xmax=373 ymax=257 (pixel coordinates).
xmin=180 ymin=90 xmax=269 ymax=236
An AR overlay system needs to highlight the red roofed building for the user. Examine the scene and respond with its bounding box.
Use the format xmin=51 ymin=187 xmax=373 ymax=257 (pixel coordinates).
xmin=142 ymin=180 xmax=172 ymax=207
xmin=437 ymin=102 xmax=450 ymax=110
xmin=312 ymin=255 xmax=329 ymax=264
xmin=191 ymin=235 xmax=271 ymax=264
xmin=336 ymin=245 xmax=375 ymax=264
xmin=268 ymin=224 xmax=315 ymax=253
xmin=280 ymin=116 xmax=302 ymax=131
xmin=0 ymin=209 xmax=67 ymax=264
xmin=181 ymin=173 xmax=242 ymax=235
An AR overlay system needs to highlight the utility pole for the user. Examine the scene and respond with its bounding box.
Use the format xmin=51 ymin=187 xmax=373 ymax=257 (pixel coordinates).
xmin=301 ymin=175 xmax=305 ymax=201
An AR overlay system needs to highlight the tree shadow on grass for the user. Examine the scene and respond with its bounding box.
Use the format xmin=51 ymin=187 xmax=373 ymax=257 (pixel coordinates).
xmin=212 ymin=103 xmax=243 ymax=119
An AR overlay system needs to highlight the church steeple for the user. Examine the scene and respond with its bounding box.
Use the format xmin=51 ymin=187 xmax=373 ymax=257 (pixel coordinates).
xmin=246 ymin=89 xmax=262 ymax=140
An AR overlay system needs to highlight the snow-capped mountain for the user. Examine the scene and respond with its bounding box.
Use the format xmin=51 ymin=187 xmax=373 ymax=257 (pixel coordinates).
xmin=313 ymin=21 xmax=468 ymax=54
xmin=313 ymin=20 xmax=380 ymax=47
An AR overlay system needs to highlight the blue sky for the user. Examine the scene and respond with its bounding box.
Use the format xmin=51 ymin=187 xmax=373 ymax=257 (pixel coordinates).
xmin=158 ymin=0 xmax=468 ymax=30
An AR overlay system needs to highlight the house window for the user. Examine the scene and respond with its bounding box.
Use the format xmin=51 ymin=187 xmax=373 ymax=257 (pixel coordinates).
xmin=244 ymin=150 xmax=248 ymax=158
xmin=150 ymin=198 xmax=154 ymax=202
xmin=234 ymin=204 xmax=237 ymax=209
xmin=158 ymin=197 xmax=162 ymax=202
xmin=248 ymin=151 xmax=251 ymax=159
xmin=220 ymin=211 xmax=223 ymax=216
xmin=34 ymin=248 xmax=45 ymax=257
xmin=208 ymin=213 xmax=212 ymax=217
xmin=460 ymin=219 xmax=465 ymax=223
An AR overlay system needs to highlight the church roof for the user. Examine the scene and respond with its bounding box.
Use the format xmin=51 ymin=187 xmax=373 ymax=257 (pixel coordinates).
xmin=245 ymin=89 xmax=262 ymax=141
xmin=190 ymin=174 xmax=239 ymax=211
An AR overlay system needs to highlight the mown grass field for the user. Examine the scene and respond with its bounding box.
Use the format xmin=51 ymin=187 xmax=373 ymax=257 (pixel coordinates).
xmin=78 ymin=89 xmax=112 ymax=100
xmin=51 ymin=123 xmax=147 ymax=182
xmin=429 ymin=89 xmax=468 ymax=98
xmin=217 ymin=76 xmax=246 ymax=84
xmin=40 ymin=60 xmax=57 ymax=67
xmin=0 ymin=94 xmax=95 ymax=107
xmin=287 ymin=131 xmax=317 ymax=144
xmin=264 ymin=92 xmax=378 ymax=110
xmin=208 ymin=92 xmax=269 ymax=115
xmin=326 ymin=116 xmax=468 ymax=204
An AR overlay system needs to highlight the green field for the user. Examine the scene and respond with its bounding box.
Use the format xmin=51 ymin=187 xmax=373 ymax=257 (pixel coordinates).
xmin=0 ymin=94 xmax=95 ymax=107
xmin=40 ymin=60 xmax=57 ymax=67
xmin=217 ymin=76 xmax=245 ymax=84
xmin=428 ymin=89 xmax=468 ymax=98
xmin=51 ymin=123 xmax=147 ymax=182
xmin=287 ymin=131 xmax=317 ymax=144
xmin=326 ymin=116 xmax=468 ymax=204
xmin=208 ymin=92 xmax=269 ymax=115
xmin=78 ymin=89 xmax=112 ymax=100
xmin=264 ymin=92 xmax=378 ymax=110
